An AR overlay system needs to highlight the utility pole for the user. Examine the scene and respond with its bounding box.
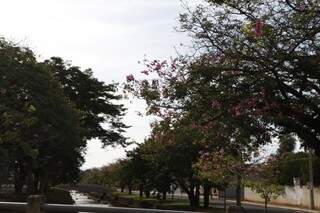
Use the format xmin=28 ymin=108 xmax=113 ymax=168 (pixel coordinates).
xmin=308 ymin=148 xmax=315 ymax=210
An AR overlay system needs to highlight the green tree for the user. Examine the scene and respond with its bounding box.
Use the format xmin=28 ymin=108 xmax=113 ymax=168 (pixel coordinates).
xmin=276 ymin=151 xmax=320 ymax=186
xmin=247 ymin=157 xmax=284 ymax=213
xmin=0 ymin=38 xmax=84 ymax=193
xmin=44 ymin=57 xmax=128 ymax=147
xmin=247 ymin=181 xmax=283 ymax=213
xmin=277 ymin=134 xmax=297 ymax=157
xmin=148 ymin=119 xmax=204 ymax=207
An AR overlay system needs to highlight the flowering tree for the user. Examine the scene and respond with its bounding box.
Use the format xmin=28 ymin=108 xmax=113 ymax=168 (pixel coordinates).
xmin=125 ymin=54 xmax=273 ymax=206
xmin=177 ymin=0 xmax=320 ymax=153
xmin=124 ymin=0 xmax=320 ymax=209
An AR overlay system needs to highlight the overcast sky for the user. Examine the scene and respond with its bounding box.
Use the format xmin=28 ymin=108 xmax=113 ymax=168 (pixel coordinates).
xmin=0 ymin=0 xmax=197 ymax=169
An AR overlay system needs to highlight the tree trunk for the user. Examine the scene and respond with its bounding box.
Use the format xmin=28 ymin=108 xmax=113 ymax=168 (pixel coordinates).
xmin=14 ymin=162 xmax=25 ymax=193
xmin=14 ymin=177 xmax=23 ymax=193
xmin=179 ymin=180 xmax=197 ymax=207
xmin=121 ymin=186 xmax=124 ymax=193
xmin=162 ymin=191 xmax=167 ymax=200
xmin=139 ymin=184 xmax=143 ymax=197
xmin=128 ymin=181 xmax=132 ymax=195
xmin=187 ymin=191 xmax=196 ymax=207
xmin=33 ymin=173 xmax=39 ymax=193
xmin=224 ymin=189 xmax=227 ymax=210
xmin=26 ymin=165 xmax=34 ymax=194
xmin=203 ymin=184 xmax=210 ymax=208
xmin=236 ymin=174 xmax=242 ymax=206
xmin=195 ymin=184 xmax=200 ymax=207
xmin=264 ymin=198 xmax=268 ymax=213
xmin=156 ymin=191 xmax=161 ymax=200
xmin=39 ymin=172 xmax=49 ymax=193
xmin=145 ymin=190 xmax=150 ymax=198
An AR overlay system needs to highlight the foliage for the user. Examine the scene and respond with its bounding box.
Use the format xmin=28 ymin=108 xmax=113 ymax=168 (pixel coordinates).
xmin=177 ymin=0 xmax=320 ymax=153
xmin=0 ymin=37 xmax=127 ymax=193
xmin=44 ymin=57 xmax=128 ymax=147
xmin=0 ymin=38 xmax=85 ymax=192
xmin=246 ymin=181 xmax=284 ymax=202
xmin=277 ymin=134 xmax=297 ymax=157
xmin=247 ymin=155 xmax=284 ymax=212
xmin=276 ymin=151 xmax=320 ymax=186
xmin=123 ymin=2 xmax=320 ymax=208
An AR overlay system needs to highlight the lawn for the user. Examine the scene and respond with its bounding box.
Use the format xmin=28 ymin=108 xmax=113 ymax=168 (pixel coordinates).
xmin=111 ymin=192 xmax=226 ymax=212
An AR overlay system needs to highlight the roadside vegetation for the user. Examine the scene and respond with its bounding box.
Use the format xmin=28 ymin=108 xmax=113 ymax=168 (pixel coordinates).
xmin=1 ymin=0 xmax=320 ymax=212
xmin=82 ymin=0 xmax=320 ymax=212
xmin=0 ymin=38 xmax=128 ymax=201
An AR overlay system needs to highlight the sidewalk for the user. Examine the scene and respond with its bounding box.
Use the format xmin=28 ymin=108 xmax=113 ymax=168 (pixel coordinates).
xmin=227 ymin=199 xmax=319 ymax=213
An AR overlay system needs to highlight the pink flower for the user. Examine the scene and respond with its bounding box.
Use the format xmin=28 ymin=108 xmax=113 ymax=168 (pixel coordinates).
xmin=270 ymin=101 xmax=279 ymax=109
xmin=171 ymin=63 xmax=177 ymax=70
xmin=261 ymin=87 xmax=267 ymax=97
xmin=254 ymin=108 xmax=263 ymax=116
xmin=155 ymin=63 xmax=162 ymax=71
xmin=255 ymin=19 xmax=263 ymax=38
xmin=202 ymin=152 xmax=210 ymax=158
xmin=233 ymin=105 xmax=242 ymax=117
xmin=126 ymin=74 xmax=135 ymax=82
xmin=298 ymin=3 xmax=306 ymax=11
xmin=211 ymin=100 xmax=222 ymax=109
xmin=191 ymin=122 xmax=197 ymax=129
xmin=154 ymin=133 xmax=161 ymax=140
xmin=162 ymin=89 xmax=169 ymax=98
xmin=141 ymin=70 xmax=149 ymax=75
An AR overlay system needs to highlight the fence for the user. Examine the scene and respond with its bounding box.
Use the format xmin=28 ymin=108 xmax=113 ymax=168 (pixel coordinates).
xmin=0 ymin=195 xmax=198 ymax=213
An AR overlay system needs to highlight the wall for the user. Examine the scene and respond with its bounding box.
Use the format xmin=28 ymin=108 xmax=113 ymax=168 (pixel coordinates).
xmin=244 ymin=186 xmax=320 ymax=209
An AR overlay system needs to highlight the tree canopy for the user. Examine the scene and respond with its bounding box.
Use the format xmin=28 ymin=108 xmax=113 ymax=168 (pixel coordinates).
xmin=0 ymin=38 xmax=128 ymax=193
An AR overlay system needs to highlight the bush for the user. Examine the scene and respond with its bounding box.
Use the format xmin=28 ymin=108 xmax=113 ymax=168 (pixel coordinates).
xmin=46 ymin=187 xmax=74 ymax=204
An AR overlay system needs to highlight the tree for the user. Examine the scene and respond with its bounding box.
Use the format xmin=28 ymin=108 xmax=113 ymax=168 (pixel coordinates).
xmin=126 ymin=144 xmax=155 ymax=197
xmin=247 ymin=181 xmax=283 ymax=213
xmin=1 ymin=37 xmax=128 ymax=193
xmin=81 ymin=168 xmax=104 ymax=185
xmin=146 ymin=118 xmax=204 ymax=207
xmin=44 ymin=57 xmax=128 ymax=147
xmin=277 ymin=134 xmax=297 ymax=157
xmin=0 ymin=38 xmax=84 ymax=193
xmin=137 ymin=138 xmax=174 ymax=200
xmin=247 ymin=157 xmax=284 ymax=213
xmin=276 ymin=151 xmax=320 ymax=186
xmin=177 ymin=0 xmax=320 ymax=153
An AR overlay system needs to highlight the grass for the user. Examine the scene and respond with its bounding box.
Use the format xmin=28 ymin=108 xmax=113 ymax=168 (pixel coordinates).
xmin=111 ymin=192 xmax=226 ymax=212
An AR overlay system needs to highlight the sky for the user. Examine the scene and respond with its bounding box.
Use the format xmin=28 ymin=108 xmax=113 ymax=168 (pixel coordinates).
xmin=0 ymin=0 xmax=197 ymax=169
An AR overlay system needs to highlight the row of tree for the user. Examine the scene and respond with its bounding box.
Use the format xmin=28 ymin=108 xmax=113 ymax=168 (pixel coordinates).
xmin=81 ymin=130 xmax=319 ymax=210
xmin=123 ymin=0 xmax=320 ymax=210
xmin=0 ymin=38 xmax=128 ymax=194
